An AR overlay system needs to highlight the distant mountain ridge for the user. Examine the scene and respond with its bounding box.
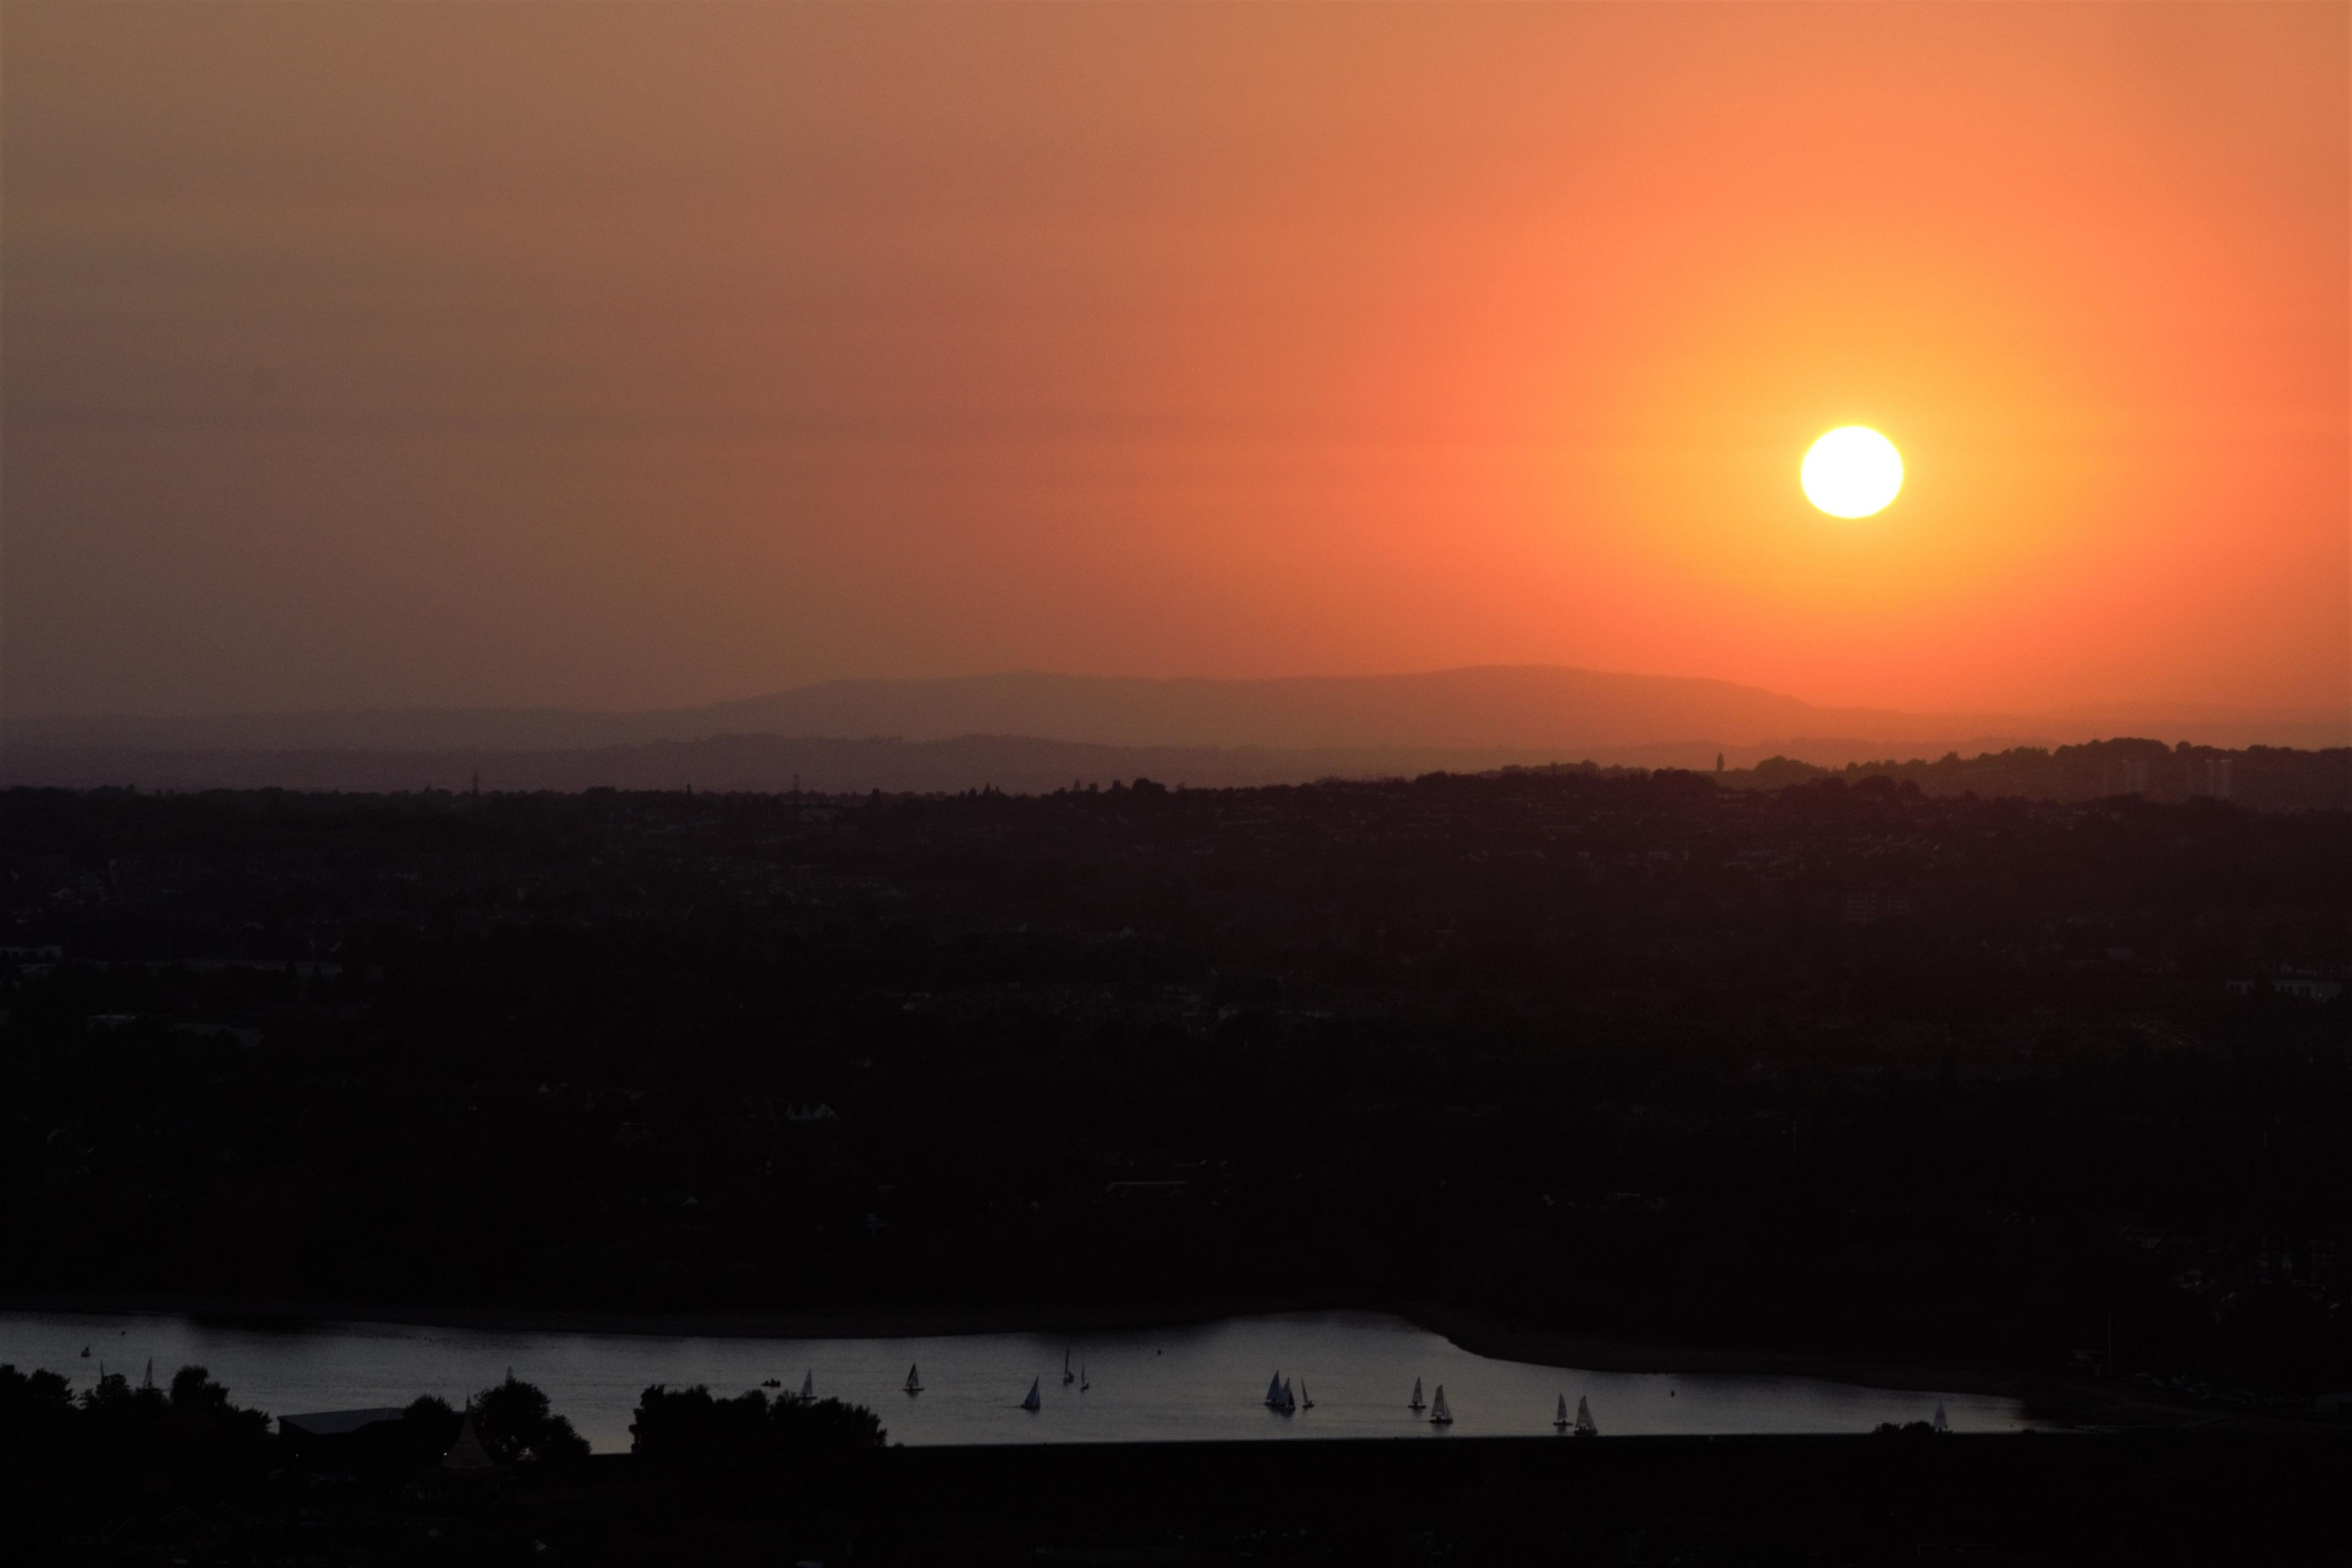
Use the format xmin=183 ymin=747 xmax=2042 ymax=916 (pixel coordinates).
xmin=13 ymin=665 xmax=2342 ymax=758
xmin=5 ymin=670 xmax=2342 ymax=796
xmin=0 ymin=734 xmax=1627 ymax=796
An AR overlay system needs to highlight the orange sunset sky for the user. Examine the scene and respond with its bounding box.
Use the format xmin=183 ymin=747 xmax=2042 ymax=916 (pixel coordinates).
xmin=3 ymin=1 xmax=2345 ymax=723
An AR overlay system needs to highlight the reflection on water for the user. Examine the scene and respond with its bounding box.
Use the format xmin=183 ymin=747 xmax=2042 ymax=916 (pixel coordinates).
xmin=0 ymin=1309 xmax=2022 ymax=1452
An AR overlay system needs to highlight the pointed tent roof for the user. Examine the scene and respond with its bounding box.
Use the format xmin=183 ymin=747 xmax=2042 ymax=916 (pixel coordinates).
xmin=440 ymin=1413 xmax=501 ymax=1472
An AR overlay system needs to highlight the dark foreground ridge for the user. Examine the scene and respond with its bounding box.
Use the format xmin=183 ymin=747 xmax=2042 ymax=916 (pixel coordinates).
xmin=4 ymin=1360 xmax=2347 ymax=1565
xmin=4 ymin=1355 xmax=2346 ymax=1566
xmin=884 ymin=1432 xmax=2343 ymax=1566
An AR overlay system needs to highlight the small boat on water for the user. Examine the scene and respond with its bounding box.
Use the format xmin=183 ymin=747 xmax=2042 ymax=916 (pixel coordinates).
xmin=1428 ymin=1385 xmax=1453 ymax=1426
xmin=1080 ymin=1365 xmax=1090 ymax=1392
xmin=1931 ymin=1401 xmax=1949 ymax=1433
xmin=1265 ymin=1371 xmax=1284 ymax=1407
xmin=1299 ymin=1381 xmax=1313 ymax=1410
xmin=1574 ymin=1395 xmax=1597 ymax=1436
xmin=799 ymin=1370 xmax=815 ymax=1403
xmin=1409 ymin=1377 xmax=1425 ymax=1412
xmin=1063 ymin=1348 xmax=1076 ymax=1386
xmin=1555 ymin=1393 xmax=1570 ymax=1431
xmin=1020 ymin=1377 xmax=1042 ymax=1412
xmin=904 ymin=1364 xmax=923 ymax=1395
xmin=1264 ymin=1371 xmax=1295 ymax=1415
xmin=761 ymin=1378 xmax=782 ymax=1389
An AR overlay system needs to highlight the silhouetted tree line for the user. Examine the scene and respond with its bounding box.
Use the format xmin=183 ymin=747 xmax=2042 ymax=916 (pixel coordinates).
xmin=0 ymin=1359 xmax=902 ymax=1559
xmin=630 ymin=1385 xmax=885 ymax=1501
xmin=0 ymin=1362 xmax=270 ymax=1504
xmin=1719 ymin=737 xmax=2349 ymax=811
xmin=401 ymin=1373 xmax=592 ymax=1465
xmin=0 ymin=1362 xmax=274 ymax=1557
xmin=1 ymin=772 xmax=2344 ymax=1392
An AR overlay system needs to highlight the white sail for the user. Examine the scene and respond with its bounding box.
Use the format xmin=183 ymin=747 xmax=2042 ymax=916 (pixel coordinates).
xmin=1931 ymin=1401 xmax=1949 ymax=1433
xmin=1020 ymin=1377 xmax=1041 ymax=1411
xmin=1574 ymin=1395 xmax=1597 ymax=1436
xmin=1428 ymin=1385 xmax=1452 ymax=1425
xmin=905 ymin=1363 xmax=922 ymax=1395
xmin=1555 ymin=1394 xmax=1569 ymax=1428
xmin=1409 ymin=1377 xmax=1426 ymax=1411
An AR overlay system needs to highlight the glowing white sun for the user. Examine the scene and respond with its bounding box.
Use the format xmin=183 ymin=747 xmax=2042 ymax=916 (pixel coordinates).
xmin=1801 ymin=426 xmax=1903 ymax=518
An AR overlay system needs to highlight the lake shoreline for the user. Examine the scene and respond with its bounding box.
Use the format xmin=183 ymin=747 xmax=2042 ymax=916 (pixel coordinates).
xmin=0 ymin=1288 xmax=2192 ymax=1429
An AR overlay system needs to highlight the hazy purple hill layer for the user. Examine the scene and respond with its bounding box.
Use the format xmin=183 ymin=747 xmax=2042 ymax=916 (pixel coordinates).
xmin=10 ymin=666 xmax=2343 ymax=759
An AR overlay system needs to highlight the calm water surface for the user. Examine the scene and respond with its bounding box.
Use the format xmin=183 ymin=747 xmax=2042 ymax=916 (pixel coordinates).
xmin=0 ymin=1309 xmax=2024 ymax=1451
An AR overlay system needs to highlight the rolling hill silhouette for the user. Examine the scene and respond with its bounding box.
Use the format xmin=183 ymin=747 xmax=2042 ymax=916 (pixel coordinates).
xmin=5 ymin=666 xmax=2338 ymax=793
xmin=3 ymin=666 xmax=1992 ymax=753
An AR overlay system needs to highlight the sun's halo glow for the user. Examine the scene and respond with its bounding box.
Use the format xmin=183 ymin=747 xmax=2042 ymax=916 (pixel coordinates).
xmin=1801 ymin=427 xmax=1903 ymax=518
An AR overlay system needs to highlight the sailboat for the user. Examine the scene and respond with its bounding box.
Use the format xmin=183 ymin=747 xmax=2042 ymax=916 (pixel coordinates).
xmin=1555 ymin=1393 xmax=1570 ymax=1431
xmin=904 ymin=1364 xmax=923 ymax=1395
xmin=1063 ymin=1348 xmax=1076 ymax=1386
xmin=1298 ymin=1380 xmax=1313 ymax=1410
xmin=1573 ymin=1395 xmax=1597 ymax=1436
xmin=1020 ymin=1377 xmax=1042 ymax=1412
xmin=1409 ymin=1377 xmax=1426 ymax=1412
xmin=1931 ymin=1401 xmax=1949 ymax=1433
xmin=1428 ymin=1385 xmax=1452 ymax=1425
xmin=1079 ymin=1365 xmax=1090 ymax=1392
xmin=1265 ymin=1371 xmax=1285 ymax=1407
xmin=799 ymin=1370 xmax=815 ymax=1403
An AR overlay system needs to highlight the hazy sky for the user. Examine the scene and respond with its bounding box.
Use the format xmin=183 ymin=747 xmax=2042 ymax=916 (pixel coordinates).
xmin=4 ymin=2 xmax=2344 ymax=719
